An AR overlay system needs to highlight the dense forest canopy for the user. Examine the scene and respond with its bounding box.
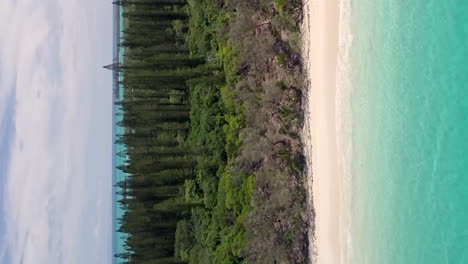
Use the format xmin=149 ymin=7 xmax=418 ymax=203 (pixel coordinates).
xmin=112 ymin=0 xmax=308 ymax=263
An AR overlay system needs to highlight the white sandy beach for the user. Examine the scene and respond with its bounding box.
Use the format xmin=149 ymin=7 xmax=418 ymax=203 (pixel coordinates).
xmin=301 ymin=0 xmax=343 ymax=263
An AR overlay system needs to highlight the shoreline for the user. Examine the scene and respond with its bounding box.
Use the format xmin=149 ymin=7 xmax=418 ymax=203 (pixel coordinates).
xmin=301 ymin=0 xmax=343 ymax=263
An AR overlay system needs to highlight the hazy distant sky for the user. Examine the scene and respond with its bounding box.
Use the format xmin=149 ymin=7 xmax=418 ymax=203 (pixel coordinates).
xmin=0 ymin=0 xmax=113 ymax=263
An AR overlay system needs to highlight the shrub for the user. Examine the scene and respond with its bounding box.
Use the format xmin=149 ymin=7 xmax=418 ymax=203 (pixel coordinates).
xmin=175 ymin=220 xmax=195 ymax=261
xmin=278 ymin=53 xmax=287 ymax=66
xmin=273 ymin=0 xmax=287 ymax=12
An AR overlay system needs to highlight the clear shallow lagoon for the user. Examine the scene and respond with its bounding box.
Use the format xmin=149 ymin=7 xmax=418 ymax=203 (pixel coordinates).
xmin=349 ymin=1 xmax=468 ymax=263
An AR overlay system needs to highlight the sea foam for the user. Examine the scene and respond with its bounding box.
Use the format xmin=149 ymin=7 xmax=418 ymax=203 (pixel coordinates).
xmin=335 ymin=0 xmax=353 ymax=262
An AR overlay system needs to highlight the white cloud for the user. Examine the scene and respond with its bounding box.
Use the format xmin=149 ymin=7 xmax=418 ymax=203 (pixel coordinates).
xmin=0 ymin=0 xmax=113 ymax=263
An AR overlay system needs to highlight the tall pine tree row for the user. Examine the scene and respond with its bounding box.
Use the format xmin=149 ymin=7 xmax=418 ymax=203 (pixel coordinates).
xmin=112 ymin=0 xmax=200 ymax=263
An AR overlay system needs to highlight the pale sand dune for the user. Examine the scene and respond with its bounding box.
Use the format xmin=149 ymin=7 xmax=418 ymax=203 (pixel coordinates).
xmin=301 ymin=0 xmax=343 ymax=263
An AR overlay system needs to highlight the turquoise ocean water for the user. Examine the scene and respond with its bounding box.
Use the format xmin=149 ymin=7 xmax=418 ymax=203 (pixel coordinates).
xmin=348 ymin=1 xmax=468 ymax=263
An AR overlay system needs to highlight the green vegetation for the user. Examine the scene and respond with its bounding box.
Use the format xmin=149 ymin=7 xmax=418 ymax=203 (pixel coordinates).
xmin=273 ymin=0 xmax=287 ymax=12
xmin=113 ymin=0 xmax=308 ymax=263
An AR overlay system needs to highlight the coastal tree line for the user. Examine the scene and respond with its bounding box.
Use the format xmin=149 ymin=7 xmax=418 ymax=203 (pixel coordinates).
xmin=110 ymin=0 xmax=309 ymax=263
xmin=110 ymin=0 xmax=206 ymax=263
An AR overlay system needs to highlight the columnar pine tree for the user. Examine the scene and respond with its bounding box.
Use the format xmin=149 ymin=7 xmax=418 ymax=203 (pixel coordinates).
xmin=109 ymin=1 xmax=213 ymax=263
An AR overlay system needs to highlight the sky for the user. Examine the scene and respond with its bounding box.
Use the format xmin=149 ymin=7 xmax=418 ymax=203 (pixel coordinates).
xmin=0 ymin=0 xmax=113 ymax=263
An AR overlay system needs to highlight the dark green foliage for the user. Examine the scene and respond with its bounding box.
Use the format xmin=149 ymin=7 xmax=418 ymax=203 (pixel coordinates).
xmin=114 ymin=2 xmax=198 ymax=264
xmin=114 ymin=0 xmax=308 ymax=263
xmin=183 ymin=0 xmax=309 ymax=263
